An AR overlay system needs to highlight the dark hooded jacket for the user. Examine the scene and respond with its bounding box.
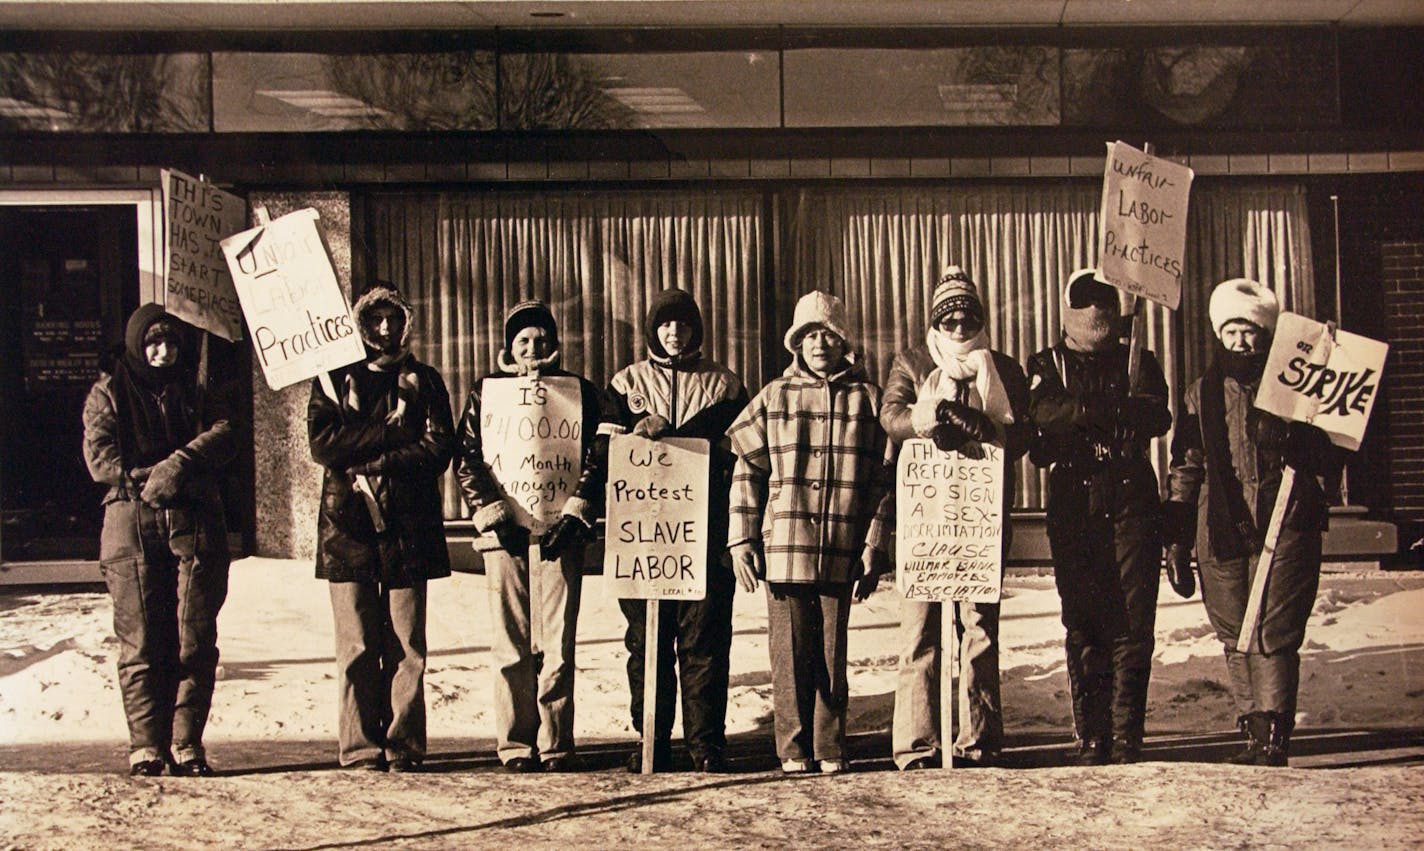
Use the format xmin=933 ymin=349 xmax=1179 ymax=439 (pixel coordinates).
xmin=307 ymin=287 xmax=457 ymax=584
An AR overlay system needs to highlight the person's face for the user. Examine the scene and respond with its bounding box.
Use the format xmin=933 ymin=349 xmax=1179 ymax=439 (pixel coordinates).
xmin=657 ymin=320 xmax=694 ymax=357
xmin=363 ymin=304 xmax=406 ymax=354
xmin=799 ymin=325 xmax=847 ymax=375
xmin=144 ymin=335 xmax=179 ymax=368
xmin=512 ymin=325 xmax=552 ymax=365
xmin=935 ymin=309 xmax=983 ymax=343
xmin=1220 ymin=320 xmax=1267 ymax=355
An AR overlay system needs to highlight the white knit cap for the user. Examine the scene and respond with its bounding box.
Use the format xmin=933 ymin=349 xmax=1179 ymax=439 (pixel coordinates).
xmin=1208 ymin=278 xmax=1279 ymax=338
xmin=783 ymin=290 xmax=851 ymax=354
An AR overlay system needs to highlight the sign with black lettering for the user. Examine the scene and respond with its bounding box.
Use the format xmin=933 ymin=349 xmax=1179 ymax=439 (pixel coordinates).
xmin=1254 ymin=311 xmax=1388 ymax=451
xmin=161 ymin=169 xmax=247 ymax=341
xmin=604 ymin=435 xmax=709 ymax=601
xmin=895 ymin=438 xmax=1004 ymax=603
xmin=219 ymin=208 xmax=366 ymax=390
xmin=1097 ymin=141 xmax=1193 ymax=309
xmin=480 ymin=376 xmax=583 ymax=533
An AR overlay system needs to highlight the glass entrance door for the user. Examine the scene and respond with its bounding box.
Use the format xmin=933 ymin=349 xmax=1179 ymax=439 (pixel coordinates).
xmin=0 ymin=206 xmax=137 ymax=561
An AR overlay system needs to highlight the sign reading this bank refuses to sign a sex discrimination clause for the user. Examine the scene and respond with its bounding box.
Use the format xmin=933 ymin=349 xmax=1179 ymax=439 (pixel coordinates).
xmin=1097 ymin=141 xmax=1194 ymax=310
xmin=219 ymin=208 xmax=366 ymax=389
xmin=895 ymin=439 xmax=1005 ymax=603
xmin=604 ymin=435 xmax=710 ymax=601
xmin=479 ymin=376 xmax=583 ymax=534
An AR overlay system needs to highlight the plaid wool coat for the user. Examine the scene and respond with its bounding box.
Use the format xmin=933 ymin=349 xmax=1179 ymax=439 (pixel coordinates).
xmin=727 ymin=355 xmax=893 ymax=584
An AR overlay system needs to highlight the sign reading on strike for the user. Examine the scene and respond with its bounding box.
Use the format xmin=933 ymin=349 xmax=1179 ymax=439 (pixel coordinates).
xmin=1097 ymin=141 xmax=1194 ymax=309
xmin=895 ymin=438 xmax=1005 ymax=603
xmin=479 ymin=375 xmax=583 ymax=533
xmin=604 ymin=435 xmax=710 ymax=601
xmin=1254 ymin=311 xmax=1388 ymax=451
xmin=162 ymin=169 xmax=247 ymax=341
xmin=220 ymin=208 xmax=366 ymax=390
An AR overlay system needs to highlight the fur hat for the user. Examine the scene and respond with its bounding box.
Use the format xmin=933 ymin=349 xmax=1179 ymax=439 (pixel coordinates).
xmin=646 ymin=289 xmax=703 ymax=358
xmin=504 ymin=299 xmax=559 ymax=352
xmin=1209 ymin=278 xmax=1279 ymax=338
xmin=783 ymin=290 xmax=851 ymax=354
xmin=352 ymin=284 xmax=413 ymax=352
xmin=929 ymin=266 xmax=984 ymax=327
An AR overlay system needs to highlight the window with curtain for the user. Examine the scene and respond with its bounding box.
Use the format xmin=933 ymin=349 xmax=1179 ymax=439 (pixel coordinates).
xmin=782 ymin=181 xmax=1315 ymax=510
xmin=359 ymin=189 xmax=767 ymax=519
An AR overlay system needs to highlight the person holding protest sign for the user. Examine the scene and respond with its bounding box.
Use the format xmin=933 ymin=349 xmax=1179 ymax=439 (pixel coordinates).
xmin=307 ymin=285 xmax=457 ymax=773
xmin=1164 ymin=279 xmax=1340 ymax=767
xmin=608 ymin=290 xmax=749 ymax=773
xmin=1028 ymin=268 xmax=1172 ymax=765
xmin=82 ymin=304 xmax=238 ymax=777
xmin=456 ymin=299 xmax=620 ymax=774
xmin=880 ymin=267 xmax=1033 ymax=770
xmin=727 ymin=290 xmax=893 ymax=775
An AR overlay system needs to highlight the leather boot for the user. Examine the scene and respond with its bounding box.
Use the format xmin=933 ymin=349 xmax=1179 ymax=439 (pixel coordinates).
xmin=1111 ymin=667 xmax=1151 ymax=764
xmin=1064 ymin=649 xmax=1089 ymax=746
xmin=1226 ymin=712 xmax=1269 ymax=765
xmin=1075 ymin=672 xmax=1115 ymax=766
xmin=1257 ymin=711 xmax=1292 ymax=767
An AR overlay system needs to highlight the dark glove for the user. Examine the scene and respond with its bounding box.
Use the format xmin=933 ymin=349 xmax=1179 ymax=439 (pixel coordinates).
xmin=632 ymin=414 xmax=672 ymax=439
xmin=930 ymin=422 xmax=971 ymax=453
xmin=540 ymin=515 xmax=591 ymax=561
xmin=854 ymin=548 xmax=891 ymax=602
xmin=937 ymin=400 xmax=995 ymax=443
xmin=140 ymin=451 xmax=191 ymax=507
xmin=1161 ymin=500 xmax=1196 ymax=549
xmin=1118 ymin=395 xmax=1163 ymax=432
xmin=1164 ymin=543 xmax=1196 ymax=599
xmin=348 ymin=455 xmax=385 ymax=477
xmin=1077 ymin=392 xmax=1119 ymax=435
xmin=1283 ymin=423 xmax=1333 ymax=471
xmin=494 ymin=521 xmax=531 ymax=554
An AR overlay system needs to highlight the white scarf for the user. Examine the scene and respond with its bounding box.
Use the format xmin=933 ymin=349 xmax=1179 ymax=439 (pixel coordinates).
xmin=924 ymin=328 xmax=1014 ymax=425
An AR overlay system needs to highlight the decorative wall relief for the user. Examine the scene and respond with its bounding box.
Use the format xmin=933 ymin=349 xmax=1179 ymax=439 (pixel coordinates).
xmin=0 ymin=52 xmax=209 ymax=132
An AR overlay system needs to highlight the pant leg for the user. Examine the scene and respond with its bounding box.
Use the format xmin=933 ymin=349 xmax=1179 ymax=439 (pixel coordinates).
xmin=677 ymin=563 xmax=735 ymax=759
xmin=954 ymin=599 xmax=1003 ymax=760
xmin=813 ymin=583 xmax=853 ymax=763
xmin=485 ymin=549 xmax=539 ymax=763
xmin=766 ymin=583 xmax=815 ymax=763
xmin=1050 ymin=520 xmax=1115 ymax=745
xmin=1111 ymin=516 xmax=1159 ymax=750
xmin=384 ymin=581 xmax=428 ymax=762
xmin=533 ymin=550 xmax=582 ymax=761
xmin=892 ymin=597 xmax=940 ymax=769
xmin=1223 ymin=647 xmax=1258 ymax=717
xmin=329 ymin=580 xmax=388 ymax=766
xmin=168 ymin=506 xmax=231 ymax=763
xmin=620 ymin=597 xmax=679 ymax=743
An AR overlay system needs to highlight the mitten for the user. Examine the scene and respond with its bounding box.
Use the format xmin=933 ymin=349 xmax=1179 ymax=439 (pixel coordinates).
xmin=632 ymin=414 xmax=672 ymax=439
xmin=140 ymin=451 xmax=191 ymax=507
xmin=540 ymin=515 xmax=591 ymax=561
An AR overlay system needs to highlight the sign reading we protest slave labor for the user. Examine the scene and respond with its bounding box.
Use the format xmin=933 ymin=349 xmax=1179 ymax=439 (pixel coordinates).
xmin=895 ymin=439 xmax=1005 ymax=603
xmin=162 ymin=169 xmax=247 ymax=341
xmin=1254 ymin=311 xmax=1388 ymax=452
xmin=480 ymin=376 xmax=584 ymax=533
xmin=1097 ymin=141 xmax=1194 ymax=309
xmin=220 ymin=208 xmax=365 ymax=389
xmin=604 ymin=435 xmax=710 ymax=601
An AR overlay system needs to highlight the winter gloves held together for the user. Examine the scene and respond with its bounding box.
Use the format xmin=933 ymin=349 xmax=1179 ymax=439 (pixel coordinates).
xmin=472 ymin=499 xmax=592 ymax=561
xmin=131 ymin=449 xmax=196 ymax=508
xmin=912 ymin=396 xmax=997 ymax=452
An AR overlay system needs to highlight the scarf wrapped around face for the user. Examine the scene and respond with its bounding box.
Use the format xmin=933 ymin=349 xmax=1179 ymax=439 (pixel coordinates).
xmin=922 ymin=327 xmax=1014 ymax=425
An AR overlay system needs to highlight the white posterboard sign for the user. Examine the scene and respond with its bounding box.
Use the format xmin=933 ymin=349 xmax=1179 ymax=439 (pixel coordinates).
xmin=604 ymin=435 xmax=710 ymax=601
xmin=219 ymin=208 xmax=366 ymax=390
xmin=895 ymin=438 xmax=1005 ymax=603
xmin=1096 ymin=141 xmax=1194 ymax=310
xmin=1254 ymin=311 xmax=1388 ymax=452
xmin=479 ymin=375 xmax=584 ymax=534
xmin=161 ymin=169 xmax=247 ymax=341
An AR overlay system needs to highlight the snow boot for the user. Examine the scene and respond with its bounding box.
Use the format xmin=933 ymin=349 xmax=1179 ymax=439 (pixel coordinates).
xmin=1111 ymin=667 xmax=1151 ymax=764
xmin=1226 ymin=712 xmax=1269 ymax=765
xmin=1257 ymin=711 xmax=1292 ymax=767
xmin=1075 ymin=672 xmax=1115 ymax=766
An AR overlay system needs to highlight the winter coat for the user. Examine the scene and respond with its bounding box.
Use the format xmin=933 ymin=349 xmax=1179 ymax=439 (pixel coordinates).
xmin=308 ymin=358 xmax=456 ymax=584
xmin=727 ymin=356 xmax=893 ymax=584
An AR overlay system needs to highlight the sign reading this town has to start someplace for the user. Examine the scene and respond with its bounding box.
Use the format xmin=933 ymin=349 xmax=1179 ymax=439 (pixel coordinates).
xmin=895 ymin=438 xmax=1005 ymax=603
xmin=604 ymin=435 xmax=710 ymax=601
xmin=479 ymin=375 xmax=584 ymax=534
xmin=162 ymin=169 xmax=247 ymax=341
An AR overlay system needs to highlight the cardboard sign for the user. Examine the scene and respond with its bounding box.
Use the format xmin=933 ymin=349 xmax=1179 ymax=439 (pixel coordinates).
xmin=604 ymin=435 xmax=710 ymax=601
xmin=1096 ymin=141 xmax=1194 ymax=309
xmin=895 ymin=438 xmax=1005 ymax=603
xmin=479 ymin=375 xmax=584 ymax=533
xmin=1254 ymin=311 xmax=1388 ymax=451
xmin=220 ymin=208 xmax=366 ymax=390
xmin=162 ymin=169 xmax=247 ymax=341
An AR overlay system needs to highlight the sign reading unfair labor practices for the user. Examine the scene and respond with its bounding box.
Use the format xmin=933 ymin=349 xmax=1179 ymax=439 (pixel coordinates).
xmin=1097 ymin=141 xmax=1193 ymax=310
xmin=1254 ymin=311 xmax=1389 ymax=451
xmin=220 ymin=208 xmax=366 ymax=389
xmin=604 ymin=435 xmax=710 ymax=601
xmin=162 ymin=169 xmax=247 ymax=341
xmin=479 ymin=376 xmax=583 ymax=534
xmin=896 ymin=438 xmax=1004 ymax=603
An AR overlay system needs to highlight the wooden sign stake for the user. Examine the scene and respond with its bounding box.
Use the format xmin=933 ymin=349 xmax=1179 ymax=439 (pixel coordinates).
xmin=1236 ymin=466 xmax=1296 ymax=653
xmin=941 ymin=603 xmax=958 ymax=770
xmin=641 ymin=599 xmax=660 ymax=775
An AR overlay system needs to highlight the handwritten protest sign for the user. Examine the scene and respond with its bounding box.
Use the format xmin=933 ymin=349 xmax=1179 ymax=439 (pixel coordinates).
xmin=162 ymin=169 xmax=247 ymax=341
xmin=220 ymin=208 xmax=366 ymax=390
xmin=895 ymin=438 xmax=1005 ymax=603
xmin=479 ymin=376 xmax=583 ymax=533
xmin=1255 ymin=311 xmax=1388 ymax=451
xmin=1097 ymin=141 xmax=1194 ymax=309
xmin=604 ymin=435 xmax=710 ymax=601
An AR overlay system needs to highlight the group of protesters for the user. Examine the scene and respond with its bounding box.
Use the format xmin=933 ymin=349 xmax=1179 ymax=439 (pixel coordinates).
xmin=82 ymin=263 xmax=1340 ymax=778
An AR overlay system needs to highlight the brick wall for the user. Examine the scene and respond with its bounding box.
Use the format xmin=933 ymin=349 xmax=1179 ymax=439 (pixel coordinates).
xmin=1381 ymin=242 xmax=1424 ymax=521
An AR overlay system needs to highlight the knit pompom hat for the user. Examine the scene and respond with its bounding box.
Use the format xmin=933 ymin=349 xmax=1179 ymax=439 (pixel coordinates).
xmin=929 ymin=266 xmax=984 ymax=327
xmin=1208 ymin=278 xmax=1279 ymax=338
xmin=504 ymin=299 xmax=559 ymax=352
xmin=783 ymin=290 xmax=851 ymax=353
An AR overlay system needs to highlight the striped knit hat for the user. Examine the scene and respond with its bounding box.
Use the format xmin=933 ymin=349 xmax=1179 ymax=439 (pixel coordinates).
xmin=929 ymin=266 xmax=983 ymax=327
